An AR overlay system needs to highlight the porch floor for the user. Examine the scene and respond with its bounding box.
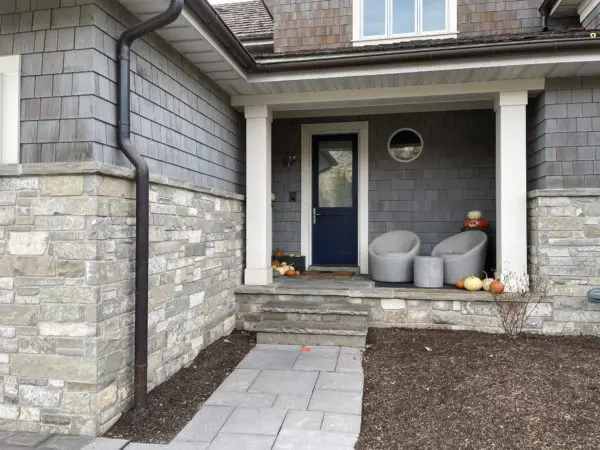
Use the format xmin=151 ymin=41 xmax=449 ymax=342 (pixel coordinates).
xmin=237 ymin=275 xmax=493 ymax=302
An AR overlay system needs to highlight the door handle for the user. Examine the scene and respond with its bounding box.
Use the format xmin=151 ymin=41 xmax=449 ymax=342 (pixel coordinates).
xmin=312 ymin=208 xmax=321 ymax=225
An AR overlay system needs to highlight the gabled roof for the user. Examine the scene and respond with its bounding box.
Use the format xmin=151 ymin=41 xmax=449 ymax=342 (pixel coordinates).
xmin=213 ymin=0 xmax=273 ymax=41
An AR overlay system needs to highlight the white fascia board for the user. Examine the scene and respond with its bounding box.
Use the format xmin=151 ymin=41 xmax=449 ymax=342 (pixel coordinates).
xmin=232 ymin=79 xmax=545 ymax=108
xmin=0 ymin=55 xmax=20 ymax=164
xmin=181 ymin=6 xmax=249 ymax=82
xmin=250 ymin=51 xmax=600 ymax=83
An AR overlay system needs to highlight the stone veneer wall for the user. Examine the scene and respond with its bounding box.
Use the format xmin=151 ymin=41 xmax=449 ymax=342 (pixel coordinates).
xmin=528 ymin=189 xmax=600 ymax=335
xmin=0 ymin=163 xmax=244 ymax=435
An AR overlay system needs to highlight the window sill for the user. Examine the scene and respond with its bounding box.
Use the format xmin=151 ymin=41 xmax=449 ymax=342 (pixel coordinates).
xmin=352 ymin=32 xmax=458 ymax=47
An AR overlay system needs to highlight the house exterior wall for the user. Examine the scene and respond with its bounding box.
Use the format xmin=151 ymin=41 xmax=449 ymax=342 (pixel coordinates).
xmin=272 ymin=110 xmax=496 ymax=256
xmin=527 ymin=77 xmax=600 ymax=190
xmin=0 ymin=163 xmax=243 ymax=435
xmin=270 ymin=0 xmax=578 ymax=53
xmin=1 ymin=0 xmax=245 ymax=193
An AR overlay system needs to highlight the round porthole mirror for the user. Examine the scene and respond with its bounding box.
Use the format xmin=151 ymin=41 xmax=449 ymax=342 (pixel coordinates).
xmin=387 ymin=128 xmax=423 ymax=163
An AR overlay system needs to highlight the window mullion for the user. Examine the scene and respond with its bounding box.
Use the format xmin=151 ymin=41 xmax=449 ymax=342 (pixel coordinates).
xmin=417 ymin=0 xmax=422 ymax=34
xmin=387 ymin=0 xmax=391 ymax=37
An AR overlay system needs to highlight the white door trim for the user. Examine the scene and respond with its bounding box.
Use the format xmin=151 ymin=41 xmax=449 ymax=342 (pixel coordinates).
xmin=300 ymin=121 xmax=369 ymax=274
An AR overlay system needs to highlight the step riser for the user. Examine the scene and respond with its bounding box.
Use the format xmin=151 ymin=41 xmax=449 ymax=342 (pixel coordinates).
xmin=257 ymin=332 xmax=366 ymax=348
xmin=261 ymin=312 xmax=368 ymax=325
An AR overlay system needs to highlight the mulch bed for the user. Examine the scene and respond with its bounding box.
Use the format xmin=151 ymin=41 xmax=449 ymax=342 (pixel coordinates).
xmin=357 ymin=328 xmax=600 ymax=450
xmin=105 ymin=330 xmax=256 ymax=444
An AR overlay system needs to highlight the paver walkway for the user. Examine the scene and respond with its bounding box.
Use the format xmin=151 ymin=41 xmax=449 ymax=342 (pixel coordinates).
xmin=0 ymin=344 xmax=363 ymax=450
xmin=172 ymin=344 xmax=364 ymax=449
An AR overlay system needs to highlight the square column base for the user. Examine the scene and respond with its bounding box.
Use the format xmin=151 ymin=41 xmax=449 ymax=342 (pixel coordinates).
xmin=244 ymin=267 xmax=273 ymax=286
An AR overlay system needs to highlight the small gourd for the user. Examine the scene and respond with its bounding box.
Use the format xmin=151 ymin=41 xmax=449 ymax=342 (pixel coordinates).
xmin=489 ymin=280 xmax=505 ymax=295
xmin=275 ymin=266 xmax=287 ymax=276
xmin=272 ymin=268 xmax=281 ymax=278
xmin=464 ymin=276 xmax=483 ymax=291
xmin=285 ymin=268 xmax=296 ymax=276
xmin=456 ymin=279 xmax=465 ymax=289
xmin=481 ymin=273 xmax=494 ymax=291
xmin=274 ymin=248 xmax=283 ymax=257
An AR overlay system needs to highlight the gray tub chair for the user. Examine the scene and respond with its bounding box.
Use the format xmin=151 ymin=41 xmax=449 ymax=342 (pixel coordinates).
xmin=369 ymin=231 xmax=421 ymax=283
xmin=432 ymin=230 xmax=488 ymax=285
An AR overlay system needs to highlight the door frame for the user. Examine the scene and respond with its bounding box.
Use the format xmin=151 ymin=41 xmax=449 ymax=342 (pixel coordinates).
xmin=300 ymin=121 xmax=369 ymax=273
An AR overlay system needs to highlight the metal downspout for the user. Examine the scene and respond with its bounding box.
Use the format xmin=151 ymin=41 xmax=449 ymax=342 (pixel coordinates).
xmin=117 ymin=0 xmax=184 ymax=412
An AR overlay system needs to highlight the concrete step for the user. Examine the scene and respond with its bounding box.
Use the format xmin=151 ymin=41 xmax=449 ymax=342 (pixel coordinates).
xmin=257 ymin=319 xmax=367 ymax=347
xmin=261 ymin=301 xmax=370 ymax=316
xmin=256 ymin=320 xmax=367 ymax=336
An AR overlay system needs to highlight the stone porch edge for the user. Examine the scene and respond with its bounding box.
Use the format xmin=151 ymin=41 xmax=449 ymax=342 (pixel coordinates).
xmin=528 ymin=188 xmax=600 ymax=198
xmin=235 ymin=284 xmax=507 ymax=301
xmin=0 ymin=162 xmax=245 ymax=201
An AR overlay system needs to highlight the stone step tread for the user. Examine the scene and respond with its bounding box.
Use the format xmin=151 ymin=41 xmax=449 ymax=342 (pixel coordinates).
xmin=261 ymin=301 xmax=370 ymax=316
xmin=256 ymin=320 xmax=368 ymax=336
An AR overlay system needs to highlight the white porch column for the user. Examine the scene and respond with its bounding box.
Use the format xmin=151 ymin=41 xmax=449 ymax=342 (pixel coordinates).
xmin=494 ymin=91 xmax=528 ymax=282
xmin=244 ymin=105 xmax=273 ymax=285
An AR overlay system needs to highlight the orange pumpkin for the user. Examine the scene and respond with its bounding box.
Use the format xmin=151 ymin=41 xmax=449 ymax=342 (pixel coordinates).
xmin=463 ymin=218 xmax=489 ymax=230
xmin=285 ymin=269 xmax=296 ymax=276
xmin=489 ymin=280 xmax=504 ymax=295
xmin=274 ymin=248 xmax=283 ymax=257
xmin=456 ymin=279 xmax=465 ymax=289
xmin=272 ymin=260 xmax=281 ymax=267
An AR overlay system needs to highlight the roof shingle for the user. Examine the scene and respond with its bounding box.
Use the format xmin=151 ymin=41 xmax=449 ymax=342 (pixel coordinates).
xmin=214 ymin=0 xmax=273 ymax=41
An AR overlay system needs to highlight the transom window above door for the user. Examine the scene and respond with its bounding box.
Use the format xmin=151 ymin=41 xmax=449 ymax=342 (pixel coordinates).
xmin=353 ymin=0 xmax=457 ymax=45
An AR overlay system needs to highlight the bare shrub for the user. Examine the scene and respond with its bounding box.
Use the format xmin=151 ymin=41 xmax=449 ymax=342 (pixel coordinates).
xmin=493 ymin=266 xmax=546 ymax=339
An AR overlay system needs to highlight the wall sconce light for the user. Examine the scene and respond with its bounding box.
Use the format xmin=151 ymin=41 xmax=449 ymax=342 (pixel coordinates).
xmin=284 ymin=155 xmax=297 ymax=168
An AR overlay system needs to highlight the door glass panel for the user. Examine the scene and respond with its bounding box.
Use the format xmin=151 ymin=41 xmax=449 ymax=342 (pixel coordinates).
xmin=363 ymin=0 xmax=386 ymax=36
xmin=422 ymin=0 xmax=446 ymax=32
xmin=392 ymin=0 xmax=415 ymax=34
xmin=318 ymin=140 xmax=353 ymax=208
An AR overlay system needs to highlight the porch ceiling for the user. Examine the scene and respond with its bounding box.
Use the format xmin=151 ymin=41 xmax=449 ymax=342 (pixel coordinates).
xmin=121 ymin=0 xmax=600 ymax=98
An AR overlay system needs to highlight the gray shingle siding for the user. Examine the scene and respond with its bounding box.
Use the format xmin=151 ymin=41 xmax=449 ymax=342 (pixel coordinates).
xmin=527 ymin=77 xmax=600 ymax=190
xmin=582 ymin=3 xmax=600 ymax=28
xmin=2 ymin=0 xmax=245 ymax=194
xmin=272 ymin=110 xmax=496 ymax=255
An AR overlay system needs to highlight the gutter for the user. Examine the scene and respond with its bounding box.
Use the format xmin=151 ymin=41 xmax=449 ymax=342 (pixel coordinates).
xmin=117 ymin=0 xmax=184 ymax=413
xmin=539 ymin=0 xmax=558 ymax=31
xmin=187 ymin=0 xmax=600 ymax=74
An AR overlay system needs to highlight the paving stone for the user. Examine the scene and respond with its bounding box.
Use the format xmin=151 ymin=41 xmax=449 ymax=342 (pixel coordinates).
xmin=208 ymin=433 xmax=275 ymax=450
xmin=205 ymin=391 xmax=276 ymax=407
xmin=273 ymin=429 xmax=358 ymax=449
xmin=220 ymin=407 xmax=287 ymax=436
xmin=316 ymin=372 xmax=363 ymax=392
xmin=321 ymin=413 xmax=361 ymax=434
xmin=254 ymin=344 xmax=301 ymax=352
xmin=174 ymin=406 xmax=233 ymax=443
xmin=339 ymin=347 xmax=363 ymax=356
xmin=125 ymin=445 xmax=167 ymax=450
xmin=293 ymin=353 xmax=338 ymax=372
xmin=238 ymin=349 xmax=299 ymax=370
xmin=282 ymin=410 xmax=324 ymax=430
xmin=166 ymin=443 xmax=208 ymax=450
xmin=216 ymin=368 xmax=260 ymax=392
xmin=3 ymin=433 xmax=50 ymax=447
xmin=273 ymin=394 xmax=311 ymax=410
xmin=335 ymin=353 xmax=363 ymax=374
xmin=249 ymin=369 xmax=318 ymax=395
xmin=308 ymin=390 xmax=362 ymax=415
xmin=301 ymin=346 xmax=340 ymax=357
xmin=38 ymin=436 xmax=94 ymax=450
xmin=0 ymin=432 xmax=15 ymax=441
xmin=82 ymin=438 xmax=129 ymax=450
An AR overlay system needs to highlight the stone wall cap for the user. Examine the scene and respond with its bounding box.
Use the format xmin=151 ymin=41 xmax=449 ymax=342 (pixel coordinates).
xmin=528 ymin=188 xmax=600 ymax=198
xmin=0 ymin=163 xmax=245 ymax=201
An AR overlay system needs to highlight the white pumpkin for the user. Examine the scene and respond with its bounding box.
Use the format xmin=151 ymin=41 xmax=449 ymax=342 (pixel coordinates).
xmin=275 ymin=266 xmax=288 ymax=276
xmin=467 ymin=210 xmax=482 ymax=220
xmin=464 ymin=276 xmax=483 ymax=291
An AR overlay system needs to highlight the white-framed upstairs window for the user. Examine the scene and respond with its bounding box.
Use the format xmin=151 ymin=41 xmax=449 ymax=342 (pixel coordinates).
xmin=0 ymin=55 xmax=20 ymax=164
xmin=353 ymin=0 xmax=457 ymax=45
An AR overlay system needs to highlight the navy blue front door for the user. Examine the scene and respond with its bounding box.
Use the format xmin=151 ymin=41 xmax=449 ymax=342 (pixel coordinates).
xmin=312 ymin=134 xmax=358 ymax=266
